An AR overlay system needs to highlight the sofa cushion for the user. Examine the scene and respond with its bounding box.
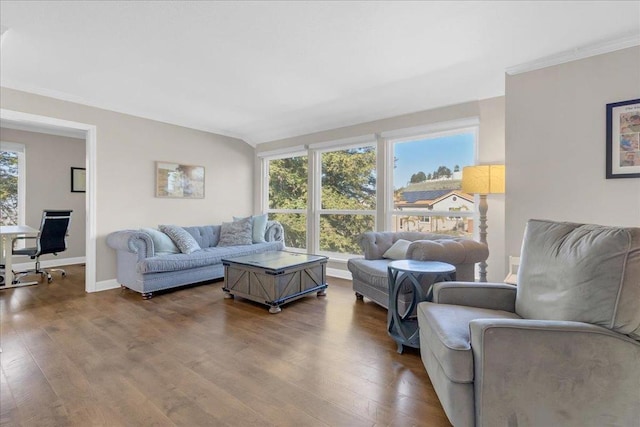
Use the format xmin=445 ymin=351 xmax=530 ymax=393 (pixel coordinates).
xmin=218 ymin=217 xmax=253 ymax=246
xmin=347 ymin=258 xmax=391 ymax=292
xmin=137 ymin=241 xmax=284 ymax=274
xmin=182 ymin=225 xmax=220 ymax=248
xmin=159 ymin=225 xmax=201 ymax=254
xmin=516 ymin=220 xmax=640 ymax=339
xmin=417 ymin=302 xmax=521 ymax=384
xmin=140 ymin=227 xmax=179 ymax=255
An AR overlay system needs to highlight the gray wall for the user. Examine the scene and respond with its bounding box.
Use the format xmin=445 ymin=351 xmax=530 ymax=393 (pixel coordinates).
xmin=505 ymin=46 xmax=640 ymax=260
xmin=1 ymin=87 xmax=255 ymax=284
xmin=256 ymin=97 xmax=507 ymax=282
xmin=0 ymin=127 xmax=86 ymax=263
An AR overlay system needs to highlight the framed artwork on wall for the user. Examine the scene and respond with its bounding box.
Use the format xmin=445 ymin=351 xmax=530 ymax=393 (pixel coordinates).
xmin=606 ymin=98 xmax=640 ymax=179
xmin=156 ymin=161 xmax=205 ymax=198
xmin=71 ymin=167 xmax=86 ymax=192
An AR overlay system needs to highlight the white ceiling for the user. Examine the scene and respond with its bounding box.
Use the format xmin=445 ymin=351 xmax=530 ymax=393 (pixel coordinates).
xmin=1 ymin=1 xmax=639 ymax=146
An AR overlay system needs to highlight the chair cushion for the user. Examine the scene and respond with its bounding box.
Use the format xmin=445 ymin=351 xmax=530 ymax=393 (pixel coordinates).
xmin=516 ymin=219 xmax=640 ymax=339
xmin=417 ymin=302 xmax=521 ymax=383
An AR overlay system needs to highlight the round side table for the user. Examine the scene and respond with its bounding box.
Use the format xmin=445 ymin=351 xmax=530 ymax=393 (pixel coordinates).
xmin=387 ymin=260 xmax=456 ymax=353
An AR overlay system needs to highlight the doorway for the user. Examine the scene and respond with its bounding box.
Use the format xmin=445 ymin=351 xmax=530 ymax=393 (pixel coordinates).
xmin=0 ymin=109 xmax=97 ymax=292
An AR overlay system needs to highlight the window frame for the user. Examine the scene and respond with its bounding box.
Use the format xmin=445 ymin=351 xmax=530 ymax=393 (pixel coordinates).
xmin=0 ymin=141 xmax=26 ymax=226
xmin=312 ymin=141 xmax=377 ymax=259
xmin=383 ymin=120 xmax=479 ymax=234
xmin=262 ymin=150 xmax=309 ymax=252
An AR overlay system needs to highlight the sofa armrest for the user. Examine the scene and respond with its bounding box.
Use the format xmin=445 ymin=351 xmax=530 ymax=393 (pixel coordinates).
xmin=470 ymin=319 xmax=640 ymax=426
xmin=406 ymin=239 xmax=489 ymax=265
xmin=433 ymin=281 xmax=517 ymax=312
xmin=106 ymin=230 xmax=154 ymax=260
xmin=265 ymin=221 xmax=285 ymax=243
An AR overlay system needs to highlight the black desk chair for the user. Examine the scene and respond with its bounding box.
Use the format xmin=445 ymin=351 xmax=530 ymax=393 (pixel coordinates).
xmin=12 ymin=210 xmax=73 ymax=283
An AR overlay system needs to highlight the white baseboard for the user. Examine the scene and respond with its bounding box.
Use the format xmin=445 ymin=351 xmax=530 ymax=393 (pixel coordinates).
xmin=93 ymin=279 xmax=120 ymax=293
xmin=12 ymin=256 xmax=85 ymax=271
xmin=327 ymin=267 xmax=352 ymax=281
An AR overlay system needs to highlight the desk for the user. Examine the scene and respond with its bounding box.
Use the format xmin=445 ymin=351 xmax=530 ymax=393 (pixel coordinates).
xmin=387 ymin=260 xmax=456 ymax=353
xmin=0 ymin=225 xmax=39 ymax=288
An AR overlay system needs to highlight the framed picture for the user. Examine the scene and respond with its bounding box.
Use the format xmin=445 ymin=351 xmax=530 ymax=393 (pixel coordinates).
xmin=71 ymin=167 xmax=86 ymax=192
xmin=606 ymin=98 xmax=640 ymax=179
xmin=156 ymin=162 xmax=205 ymax=198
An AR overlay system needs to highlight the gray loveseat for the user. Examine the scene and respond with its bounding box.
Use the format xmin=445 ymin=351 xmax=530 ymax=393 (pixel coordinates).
xmin=418 ymin=219 xmax=640 ymax=426
xmin=347 ymin=231 xmax=489 ymax=309
xmin=107 ymin=221 xmax=285 ymax=299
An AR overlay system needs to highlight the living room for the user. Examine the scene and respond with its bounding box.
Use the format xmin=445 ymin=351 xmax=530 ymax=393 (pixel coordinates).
xmin=1 ymin=2 xmax=639 ymax=426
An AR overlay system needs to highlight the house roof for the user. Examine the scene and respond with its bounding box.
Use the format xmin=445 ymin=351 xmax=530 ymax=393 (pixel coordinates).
xmin=401 ymin=189 xmax=452 ymax=203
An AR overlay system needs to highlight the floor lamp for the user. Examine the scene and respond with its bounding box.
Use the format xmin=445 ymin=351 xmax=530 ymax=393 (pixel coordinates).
xmin=461 ymin=164 xmax=505 ymax=282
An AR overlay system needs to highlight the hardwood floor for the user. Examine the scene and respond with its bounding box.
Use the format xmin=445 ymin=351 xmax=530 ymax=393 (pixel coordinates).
xmin=0 ymin=265 xmax=451 ymax=426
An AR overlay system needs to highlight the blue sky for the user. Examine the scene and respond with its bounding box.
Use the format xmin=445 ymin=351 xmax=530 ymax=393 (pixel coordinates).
xmin=394 ymin=133 xmax=475 ymax=188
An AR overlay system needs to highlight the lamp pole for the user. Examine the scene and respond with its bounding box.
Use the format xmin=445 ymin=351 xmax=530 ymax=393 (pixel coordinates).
xmin=478 ymin=194 xmax=488 ymax=282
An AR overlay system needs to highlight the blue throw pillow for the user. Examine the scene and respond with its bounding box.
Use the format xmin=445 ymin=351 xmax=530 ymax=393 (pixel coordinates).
xmin=234 ymin=214 xmax=268 ymax=243
xmin=159 ymin=225 xmax=201 ymax=254
xmin=140 ymin=227 xmax=180 ymax=255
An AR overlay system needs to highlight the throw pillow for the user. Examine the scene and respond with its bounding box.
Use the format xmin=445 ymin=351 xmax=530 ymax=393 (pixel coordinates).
xmin=233 ymin=214 xmax=268 ymax=243
xmin=218 ymin=217 xmax=253 ymax=246
xmin=251 ymin=213 xmax=268 ymax=243
xmin=158 ymin=225 xmax=201 ymax=254
xmin=140 ymin=227 xmax=180 ymax=255
xmin=382 ymin=239 xmax=412 ymax=260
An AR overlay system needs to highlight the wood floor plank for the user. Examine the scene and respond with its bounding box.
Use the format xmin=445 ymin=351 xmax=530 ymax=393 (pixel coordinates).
xmin=0 ymin=265 xmax=451 ymax=426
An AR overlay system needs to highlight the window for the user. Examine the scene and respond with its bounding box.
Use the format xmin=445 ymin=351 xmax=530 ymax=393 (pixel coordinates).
xmin=0 ymin=143 xmax=25 ymax=226
xmin=266 ymin=155 xmax=308 ymax=250
xmin=390 ymin=130 xmax=476 ymax=237
xmin=260 ymin=119 xmax=478 ymax=259
xmin=318 ymin=146 xmax=376 ymax=257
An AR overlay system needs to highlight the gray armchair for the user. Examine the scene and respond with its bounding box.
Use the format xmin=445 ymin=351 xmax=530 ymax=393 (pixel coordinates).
xmin=347 ymin=231 xmax=489 ymax=309
xmin=417 ymin=219 xmax=640 ymax=427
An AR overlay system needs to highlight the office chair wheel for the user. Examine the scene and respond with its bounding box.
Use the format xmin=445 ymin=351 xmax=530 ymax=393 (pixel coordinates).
xmin=61 ymin=271 xmax=66 ymax=277
xmin=47 ymin=274 xmax=53 ymax=283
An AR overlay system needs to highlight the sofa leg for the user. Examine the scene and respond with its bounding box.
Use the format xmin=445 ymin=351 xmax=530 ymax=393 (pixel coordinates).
xmin=355 ymin=292 xmax=364 ymax=300
xmin=120 ymin=284 xmax=127 ymax=290
xmin=141 ymin=292 xmax=153 ymax=300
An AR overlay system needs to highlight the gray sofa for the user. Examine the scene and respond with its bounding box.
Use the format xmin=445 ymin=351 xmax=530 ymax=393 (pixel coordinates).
xmin=107 ymin=221 xmax=285 ymax=299
xmin=347 ymin=231 xmax=489 ymax=309
xmin=418 ymin=219 xmax=640 ymax=427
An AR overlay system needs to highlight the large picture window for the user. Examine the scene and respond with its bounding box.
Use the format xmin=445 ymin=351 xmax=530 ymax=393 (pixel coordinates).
xmin=318 ymin=146 xmax=376 ymax=256
xmin=261 ymin=120 xmax=477 ymax=260
xmin=391 ymin=130 xmax=476 ymax=237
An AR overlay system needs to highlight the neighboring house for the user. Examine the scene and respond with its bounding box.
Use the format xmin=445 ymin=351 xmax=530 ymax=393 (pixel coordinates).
xmin=394 ymin=179 xmax=474 ymax=235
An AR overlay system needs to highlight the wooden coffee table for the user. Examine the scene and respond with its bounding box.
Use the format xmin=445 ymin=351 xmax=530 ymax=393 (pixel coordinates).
xmin=222 ymin=251 xmax=328 ymax=313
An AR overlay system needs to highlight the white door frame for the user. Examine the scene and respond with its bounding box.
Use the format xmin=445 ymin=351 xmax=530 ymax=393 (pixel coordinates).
xmin=1 ymin=108 xmax=98 ymax=292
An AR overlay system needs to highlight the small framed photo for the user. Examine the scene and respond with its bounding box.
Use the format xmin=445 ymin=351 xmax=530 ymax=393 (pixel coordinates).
xmin=606 ymin=98 xmax=640 ymax=179
xmin=156 ymin=162 xmax=205 ymax=198
xmin=71 ymin=167 xmax=86 ymax=192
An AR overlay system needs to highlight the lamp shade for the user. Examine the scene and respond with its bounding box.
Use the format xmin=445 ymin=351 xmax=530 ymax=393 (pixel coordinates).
xmin=461 ymin=165 xmax=505 ymax=194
